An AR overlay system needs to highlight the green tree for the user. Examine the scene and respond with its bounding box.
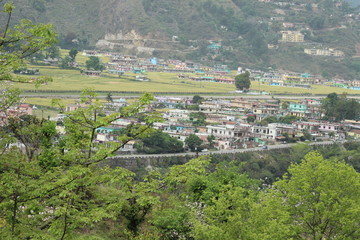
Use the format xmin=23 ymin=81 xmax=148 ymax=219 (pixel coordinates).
xmin=106 ymin=92 xmax=113 ymax=103
xmin=260 ymin=116 xmax=277 ymax=126
xmin=281 ymin=101 xmax=289 ymax=109
xmin=68 ymin=48 xmax=78 ymax=61
xmin=0 ymin=2 xmax=57 ymax=84
xmin=59 ymin=55 xmax=75 ymax=69
xmin=252 ymin=152 xmax=360 ymax=239
xmin=192 ymin=95 xmax=204 ymax=104
xmin=279 ymin=115 xmax=299 ymax=124
xmin=207 ymin=134 xmax=215 ymax=148
xmin=235 ymin=71 xmax=251 ymax=91
xmin=44 ymin=44 xmax=60 ymax=59
xmin=0 ymin=90 xmax=161 ymax=239
xmin=85 ymin=56 xmax=105 ymax=71
xmin=135 ymin=130 xmax=184 ymax=154
xmin=321 ymin=93 xmax=360 ymax=121
xmin=185 ymin=134 xmax=203 ymax=152
xmin=308 ymin=16 xmax=325 ymax=30
xmin=246 ymin=115 xmax=255 ymax=123
xmin=190 ymin=163 xmax=259 ymax=240
xmin=189 ymin=111 xmax=206 ymax=126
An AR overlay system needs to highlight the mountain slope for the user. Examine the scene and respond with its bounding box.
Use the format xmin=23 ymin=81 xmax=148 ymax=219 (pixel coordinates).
xmin=2 ymin=0 xmax=360 ymax=79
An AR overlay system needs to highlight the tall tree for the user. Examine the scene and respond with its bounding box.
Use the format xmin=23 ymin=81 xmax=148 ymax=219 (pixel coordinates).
xmin=0 ymin=90 xmax=161 ymax=239
xmin=44 ymin=44 xmax=60 ymax=59
xmin=0 ymin=1 xmax=57 ymax=119
xmin=251 ymin=152 xmax=360 ymax=239
xmin=185 ymin=134 xmax=203 ymax=152
xmin=192 ymin=95 xmax=204 ymax=104
xmin=68 ymin=48 xmax=78 ymax=61
xmin=85 ymin=56 xmax=105 ymax=71
xmin=135 ymin=130 xmax=184 ymax=154
xmin=321 ymin=93 xmax=360 ymax=121
xmin=235 ymin=71 xmax=251 ymax=91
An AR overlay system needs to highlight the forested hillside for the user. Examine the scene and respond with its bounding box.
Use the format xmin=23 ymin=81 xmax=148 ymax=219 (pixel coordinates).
xmin=2 ymin=0 xmax=360 ymax=76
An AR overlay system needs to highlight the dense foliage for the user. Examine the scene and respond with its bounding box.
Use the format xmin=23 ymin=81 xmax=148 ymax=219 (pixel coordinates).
xmin=1 ymin=2 xmax=360 ymax=239
xmin=321 ymin=92 xmax=360 ymax=121
xmin=135 ymin=130 xmax=184 ymax=154
xmin=235 ymin=71 xmax=251 ymax=91
xmin=85 ymin=56 xmax=105 ymax=71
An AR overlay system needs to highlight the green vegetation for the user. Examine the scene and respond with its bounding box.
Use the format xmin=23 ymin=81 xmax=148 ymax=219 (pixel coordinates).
xmin=85 ymin=56 xmax=105 ymax=71
xmin=13 ymin=66 xmax=236 ymax=93
xmin=2 ymin=4 xmax=360 ymax=238
xmin=189 ymin=111 xmax=207 ymax=126
xmin=4 ymin=0 xmax=360 ymax=78
xmin=134 ymin=130 xmax=184 ymax=154
xmin=235 ymin=71 xmax=251 ymax=91
xmin=321 ymin=92 xmax=360 ymax=121
xmin=185 ymin=134 xmax=203 ymax=152
xmin=11 ymin=66 xmax=360 ymax=95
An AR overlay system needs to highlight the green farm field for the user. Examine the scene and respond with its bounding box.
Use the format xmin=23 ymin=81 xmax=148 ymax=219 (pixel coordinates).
xmin=14 ymin=64 xmax=360 ymax=95
xmin=14 ymin=66 xmax=236 ymax=93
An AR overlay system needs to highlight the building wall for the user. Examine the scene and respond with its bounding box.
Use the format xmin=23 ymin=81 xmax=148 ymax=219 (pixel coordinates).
xmin=281 ymin=31 xmax=304 ymax=42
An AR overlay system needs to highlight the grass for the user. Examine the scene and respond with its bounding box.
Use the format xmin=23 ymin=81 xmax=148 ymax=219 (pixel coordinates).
xmin=32 ymin=109 xmax=60 ymax=119
xmin=24 ymin=97 xmax=78 ymax=119
xmin=23 ymin=97 xmax=77 ymax=106
xmin=13 ymin=65 xmax=360 ymax=95
xmin=14 ymin=66 xmax=236 ymax=93
xmin=60 ymin=49 xmax=111 ymax=65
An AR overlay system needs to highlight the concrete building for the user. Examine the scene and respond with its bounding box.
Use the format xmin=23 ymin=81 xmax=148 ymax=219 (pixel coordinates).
xmin=281 ymin=31 xmax=304 ymax=42
xmin=304 ymin=48 xmax=344 ymax=57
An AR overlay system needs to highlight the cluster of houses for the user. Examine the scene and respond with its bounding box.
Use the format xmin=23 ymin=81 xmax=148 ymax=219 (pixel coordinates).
xmin=75 ymin=50 xmax=360 ymax=92
xmin=49 ymin=96 xmax=360 ymax=153
xmin=88 ymin=51 xmax=358 ymax=91
xmin=0 ymin=103 xmax=33 ymax=126
xmin=3 ymin=94 xmax=360 ymax=154
xmin=253 ymin=71 xmax=360 ymax=90
xmin=106 ymin=54 xmax=231 ymax=76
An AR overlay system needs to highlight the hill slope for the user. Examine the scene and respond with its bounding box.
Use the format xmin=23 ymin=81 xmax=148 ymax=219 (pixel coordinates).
xmin=2 ymin=0 xmax=360 ymax=79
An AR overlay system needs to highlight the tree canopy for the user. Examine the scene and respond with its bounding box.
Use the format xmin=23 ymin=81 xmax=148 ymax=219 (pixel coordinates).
xmin=235 ymin=71 xmax=251 ymax=90
xmin=321 ymin=93 xmax=360 ymax=121
xmin=135 ymin=130 xmax=184 ymax=154
xmin=252 ymin=152 xmax=360 ymax=239
xmin=185 ymin=134 xmax=203 ymax=152
xmin=85 ymin=56 xmax=105 ymax=71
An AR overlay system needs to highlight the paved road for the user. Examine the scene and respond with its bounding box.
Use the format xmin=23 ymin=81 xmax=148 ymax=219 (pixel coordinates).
xmin=21 ymin=93 xmax=360 ymax=100
xmin=108 ymin=141 xmax=336 ymax=160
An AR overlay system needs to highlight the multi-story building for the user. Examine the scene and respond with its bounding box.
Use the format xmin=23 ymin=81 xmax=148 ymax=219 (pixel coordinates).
xmin=351 ymin=80 xmax=360 ymax=88
xmin=281 ymin=31 xmax=304 ymax=42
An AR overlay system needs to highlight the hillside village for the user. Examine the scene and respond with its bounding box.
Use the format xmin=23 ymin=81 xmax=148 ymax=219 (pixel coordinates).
xmin=8 ymin=47 xmax=360 ymax=154
xmin=44 ymin=50 xmax=360 ymax=90
xmin=3 ymin=92 xmax=359 ymax=155
xmin=6 ymin=0 xmax=360 ymax=79
xmin=91 ymin=96 xmax=360 ymax=152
